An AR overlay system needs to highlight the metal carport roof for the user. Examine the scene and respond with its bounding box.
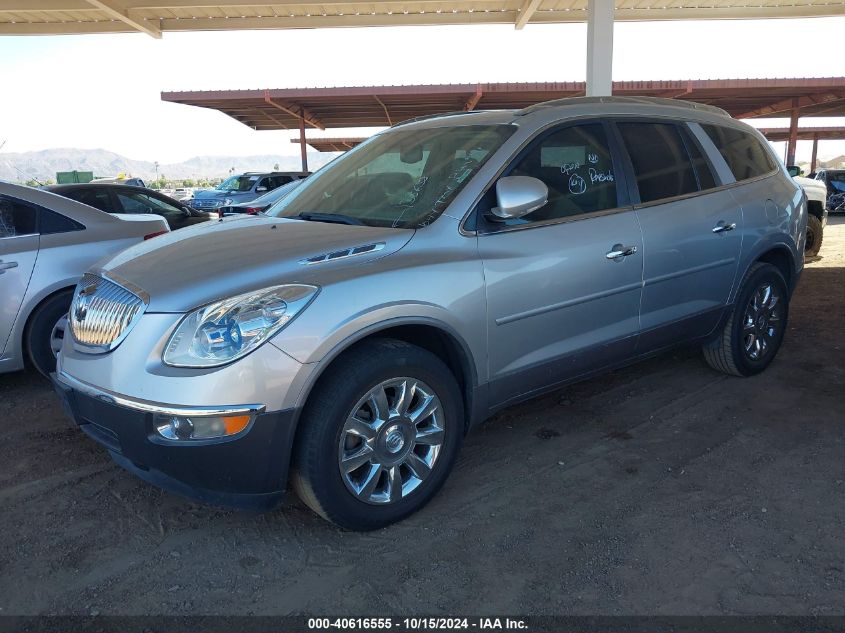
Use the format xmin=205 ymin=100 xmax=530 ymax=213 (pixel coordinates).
xmin=161 ymin=78 xmax=845 ymax=132
xmin=3 ymin=0 xmax=844 ymax=37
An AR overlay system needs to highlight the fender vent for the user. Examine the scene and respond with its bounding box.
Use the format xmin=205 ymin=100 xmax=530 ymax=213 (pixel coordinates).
xmin=300 ymin=242 xmax=385 ymax=265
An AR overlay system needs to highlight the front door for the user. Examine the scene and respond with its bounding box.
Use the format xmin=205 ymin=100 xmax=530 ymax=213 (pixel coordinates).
xmin=476 ymin=122 xmax=644 ymax=408
xmin=0 ymin=196 xmax=40 ymax=355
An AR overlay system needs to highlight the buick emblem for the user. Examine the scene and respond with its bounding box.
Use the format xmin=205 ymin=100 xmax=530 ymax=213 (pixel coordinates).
xmin=74 ymin=285 xmax=96 ymax=322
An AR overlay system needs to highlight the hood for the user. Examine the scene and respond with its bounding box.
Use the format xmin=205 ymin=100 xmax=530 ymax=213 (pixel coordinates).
xmin=193 ymin=188 xmax=241 ymax=200
xmin=94 ymin=215 xmax=413 ymax=312
xmin=794 ymin=176 xmax=827 ymax=199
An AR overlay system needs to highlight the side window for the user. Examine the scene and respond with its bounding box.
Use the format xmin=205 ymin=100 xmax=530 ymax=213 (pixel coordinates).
xmin=39 ymin=208 xmax=84 ymax=234
xmin=503 ymin=123 xmax=618 ymax=225
xmin=116 ymin=192 xmax=182 ymax=218
xmin=66 ymin=188 xmax=113 ymax=213
xmin=700 ymin=124 xmax=776 ymax=182
xmin=0 ymin=196 xmax=38 ymax=238
xmin=617 ymin=122 xmax=699 ymax=204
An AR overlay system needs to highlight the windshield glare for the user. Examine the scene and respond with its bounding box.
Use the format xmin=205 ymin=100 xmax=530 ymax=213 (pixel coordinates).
xmin=216 ymin=176 xmax=258 ymax=192
xmin=268 ymin=124 xmax=514 ymax=228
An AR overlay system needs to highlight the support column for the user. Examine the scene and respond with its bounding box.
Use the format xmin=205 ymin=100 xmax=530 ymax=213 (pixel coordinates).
xmin=786 ymin=100 xmax=800 ymax=166
xmin=586 ymin=0 xmax=614 ymax=97
xmin=811 ymin=134 xmax=819 ymax=173
xmin=299 ymin=109 xmax=308 ymax=173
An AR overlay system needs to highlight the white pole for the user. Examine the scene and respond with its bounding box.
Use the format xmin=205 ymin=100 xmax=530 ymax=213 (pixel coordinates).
xmin=586 ymin=0 xmax=614 ymax=97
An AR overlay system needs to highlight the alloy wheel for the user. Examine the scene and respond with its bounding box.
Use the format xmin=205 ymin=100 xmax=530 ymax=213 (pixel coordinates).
xmin=338 ymin=377 xmax=445 ymax=505
xmin=50 ymin=314 xmax=68 ymax=358
xmin=742 ymin=283 xmax=782 ymax=361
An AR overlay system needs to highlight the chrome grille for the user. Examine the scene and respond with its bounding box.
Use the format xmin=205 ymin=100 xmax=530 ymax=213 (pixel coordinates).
xmin=68 ymin=274 xmax=147 ymax=353
xmin=191 ymin=199 xmax=220 ymax=209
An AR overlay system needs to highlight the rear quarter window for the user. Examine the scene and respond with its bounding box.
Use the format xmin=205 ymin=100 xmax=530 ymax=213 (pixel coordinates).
xmin=39 ymin=208 xmax=84 ymax=234
xmin=701 ymin=124 xmax=776 ymax=182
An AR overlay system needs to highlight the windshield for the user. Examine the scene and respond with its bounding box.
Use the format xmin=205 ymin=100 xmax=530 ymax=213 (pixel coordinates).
xmin=216 ymin=175 xmax=259 ymax=192
xmin=269 ymin=124 xmax=514 ymax=228
xmin=829 ymin=172 xmax=845 ymax=192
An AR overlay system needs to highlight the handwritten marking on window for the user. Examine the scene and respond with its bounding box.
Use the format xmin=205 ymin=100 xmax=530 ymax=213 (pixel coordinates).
xmin=560 ymin=161 xmax=582 ymax=175
xmin=589 ymin=168 xmax=614 ymax=183
xmin=569 ymin=173 xmax=587 ymax=195
xmin=588 ymin=153 xmax=599 ymax=164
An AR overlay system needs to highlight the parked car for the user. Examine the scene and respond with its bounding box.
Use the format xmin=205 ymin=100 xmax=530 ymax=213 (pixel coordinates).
xmin=0 ymin=181 xmax=169 ymax=377
xmin=45 ymin=184 xmax=216 ymax=231
xmin=190 ymin=172 xmax=309 ymax=211
xmin=787 ymin=166 xmax=828 ymax=256
xmin=219 ymin=179 xmax=304 ymax=215
xmin=812 ymin=169 xmax=845 ymax=213
xmin=54 ymin=98 xmax=806 ymax=530
xmin=92 ymin=177 xmax=146 ymax=187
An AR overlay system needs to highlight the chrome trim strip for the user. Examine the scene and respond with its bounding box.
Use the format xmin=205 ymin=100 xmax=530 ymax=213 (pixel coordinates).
xmin=56 ymin=370 xmax=266 ymax=417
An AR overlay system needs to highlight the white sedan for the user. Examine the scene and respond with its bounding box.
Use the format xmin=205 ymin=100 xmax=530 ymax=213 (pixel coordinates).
xmin=0 ymin=181 xmax=169 ymax=376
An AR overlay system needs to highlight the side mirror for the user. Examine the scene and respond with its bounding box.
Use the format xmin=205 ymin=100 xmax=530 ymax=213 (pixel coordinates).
xmin=490 ymin=176 xmax=548 ymax=220
xmin=786 ymin=165 xmax=802 ymax=177
xmin=256 ymin=186 xmax=268 ymax=193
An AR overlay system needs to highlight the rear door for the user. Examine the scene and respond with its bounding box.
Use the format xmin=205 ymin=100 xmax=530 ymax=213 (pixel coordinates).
xmin=477 ymin=121 xmax=644 ymax=407
xmin=614 ymin=120 xmax=742 ymax=350
xmin=0 ymin=196 xmax=40 ymax=355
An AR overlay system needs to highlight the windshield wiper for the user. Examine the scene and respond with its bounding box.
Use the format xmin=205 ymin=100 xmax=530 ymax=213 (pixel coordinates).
xmin=294 ymin=212 xmax=365 ymax=226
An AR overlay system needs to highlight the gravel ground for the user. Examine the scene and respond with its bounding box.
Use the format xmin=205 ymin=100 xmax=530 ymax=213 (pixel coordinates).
xmin=0 ymin=217 xmax=843 ymax=617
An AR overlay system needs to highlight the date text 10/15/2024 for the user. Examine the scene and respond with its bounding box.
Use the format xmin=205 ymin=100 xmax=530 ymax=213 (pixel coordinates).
xmin=307 ymin=618 xmax=528 ymax=631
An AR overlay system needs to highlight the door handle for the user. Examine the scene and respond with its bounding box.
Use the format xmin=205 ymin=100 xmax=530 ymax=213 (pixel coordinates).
xmin=0 ymin=260 xmax=18 ymax=274
xmin=606 ymin=245 xmax=638 ymax=260
xmin=712 ymin=222 xmax=737 ymax=234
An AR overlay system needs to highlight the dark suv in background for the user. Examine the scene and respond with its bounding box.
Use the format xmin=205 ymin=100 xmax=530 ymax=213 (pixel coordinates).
xmin=46 ymin=183 xmax=215 ymax=231
xmin=190 ymin=171 xmax=309 ymax=211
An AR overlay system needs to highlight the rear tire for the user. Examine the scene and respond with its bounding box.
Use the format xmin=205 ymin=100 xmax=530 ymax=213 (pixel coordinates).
xmin=805 ymin=215 xmax=823 ymax=257
xmin=702 ymin=263 xmax=789 ymax=377
xmin=25 ymin=290 xmax=73 ymax=378
xmin=291 ymin=339 xmax=464 ymax=531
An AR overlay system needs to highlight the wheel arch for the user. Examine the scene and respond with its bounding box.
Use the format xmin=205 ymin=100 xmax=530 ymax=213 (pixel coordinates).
xmin=292 ymin=317 xmax=480 ymax=436
xmin=807 ymin=198 xmax=825 ymax=220
xmin=754 ymin=245 xmax=796 ymax=293
xmin=22 ymin=284 xmax=76 ymax=366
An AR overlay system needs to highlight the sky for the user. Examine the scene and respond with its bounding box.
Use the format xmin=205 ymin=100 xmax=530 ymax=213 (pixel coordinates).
xmin=1 ymin=16 xmax=845 ymax=164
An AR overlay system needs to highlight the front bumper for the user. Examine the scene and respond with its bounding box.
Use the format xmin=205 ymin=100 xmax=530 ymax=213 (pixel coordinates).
xmin=52 ymin=371 xmax=297 ymax=510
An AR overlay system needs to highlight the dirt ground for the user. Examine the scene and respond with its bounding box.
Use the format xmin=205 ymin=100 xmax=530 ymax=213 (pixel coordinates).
xmin=1 ymin=218 xmax=843 ymax=617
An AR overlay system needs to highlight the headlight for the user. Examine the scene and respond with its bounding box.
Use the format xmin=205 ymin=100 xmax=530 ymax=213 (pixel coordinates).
xmin=163 ymin=284 xmax=318 ymax=368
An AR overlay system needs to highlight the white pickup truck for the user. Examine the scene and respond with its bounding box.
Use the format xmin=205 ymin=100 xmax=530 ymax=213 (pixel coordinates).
xmin=789 ymin=167 xmax=828 ymax=257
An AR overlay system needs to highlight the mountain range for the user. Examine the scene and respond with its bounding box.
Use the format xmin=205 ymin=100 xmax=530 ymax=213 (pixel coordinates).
xmin=0 ymin=148 xmax=336 ymax=182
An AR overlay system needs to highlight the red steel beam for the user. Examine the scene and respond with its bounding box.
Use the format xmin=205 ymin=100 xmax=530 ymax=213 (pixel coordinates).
xmin=736 ymin=91 xmax=845 ymax=119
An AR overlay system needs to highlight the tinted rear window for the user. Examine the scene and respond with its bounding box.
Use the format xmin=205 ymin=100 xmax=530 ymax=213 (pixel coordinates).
xmin=618 ymin=122 xmax=699 ymax=204
xmin=40 ymin=208 xmax=84 ymax=234
xmin=701 ymin=124 xmax=776 ymax=182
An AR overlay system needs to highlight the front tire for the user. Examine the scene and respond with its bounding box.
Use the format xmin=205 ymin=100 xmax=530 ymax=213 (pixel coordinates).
xmin=292 ymin=339 xmax=464 ymax=530
xmin=805 ymin=214 xmax=823 ymax=257
xmin=25 ymin=291 xmax=73 ymax=378
xmin=702 ymin=263 xmax=789 ymax=377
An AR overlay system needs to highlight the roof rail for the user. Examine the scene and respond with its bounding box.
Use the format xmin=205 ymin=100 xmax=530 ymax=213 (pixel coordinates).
xmin=391 ymin=110 xmax=483 ymax=128
xmin=519 ymin=96 xmax=730 ymax=118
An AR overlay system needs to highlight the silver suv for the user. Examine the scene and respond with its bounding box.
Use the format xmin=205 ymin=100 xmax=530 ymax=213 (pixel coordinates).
xmin=53 ymin=97 xmax=806 ymax=530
